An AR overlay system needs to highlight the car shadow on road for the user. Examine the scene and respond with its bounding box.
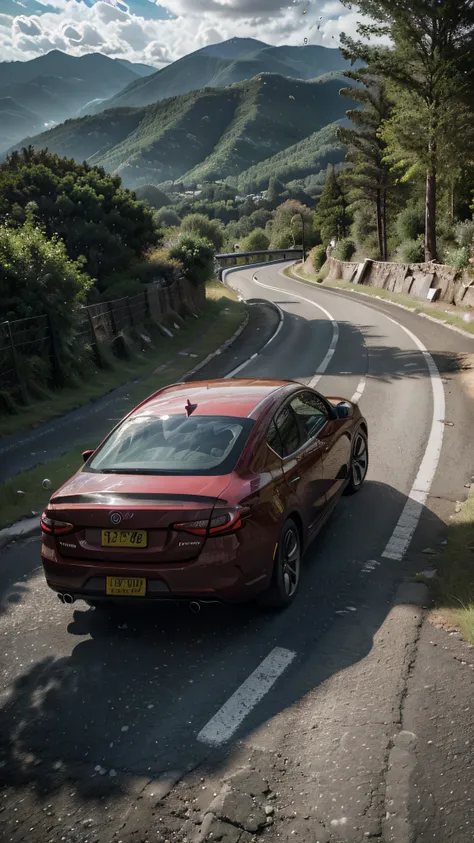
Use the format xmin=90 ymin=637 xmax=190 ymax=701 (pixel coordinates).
xmin=0 ymin=481 xmax=448 ymax=816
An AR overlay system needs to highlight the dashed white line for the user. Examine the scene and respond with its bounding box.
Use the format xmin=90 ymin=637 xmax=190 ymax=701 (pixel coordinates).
xmin=351 ymin=377 xmax=367 ymax=405
xmin=382 ymin=316 xmax=445 ymax=561
xmin=197 ymin=646 xmax=296 ymax=747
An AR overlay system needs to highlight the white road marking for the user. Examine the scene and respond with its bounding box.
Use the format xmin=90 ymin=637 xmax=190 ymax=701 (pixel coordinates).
xmin=223 ymin=299 xmax=285 ymax=379
xmin=351 ymin=377 xmax=367 ymax=405
xmin=224 ymin=266 xmax=368 ymax=403
xmin=382 ymin=316 xmax=445 ymax=561
xmin=250 ymin=271 xmax=340 ymax=388
xmin=197 ymin=646 xmax=296 ymax=747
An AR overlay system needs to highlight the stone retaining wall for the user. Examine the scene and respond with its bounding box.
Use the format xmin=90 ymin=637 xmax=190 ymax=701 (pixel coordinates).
xmin=321 ymin=256 xmax=474 ymax=308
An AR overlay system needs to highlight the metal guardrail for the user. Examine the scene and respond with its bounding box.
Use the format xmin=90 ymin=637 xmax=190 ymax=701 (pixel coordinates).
xmin=215 ymin=249 xmax=303 ymax=278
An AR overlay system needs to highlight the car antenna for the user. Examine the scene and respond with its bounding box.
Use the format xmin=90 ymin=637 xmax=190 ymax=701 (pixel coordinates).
xmin=186 ymin=399 xmax=197 ymax=417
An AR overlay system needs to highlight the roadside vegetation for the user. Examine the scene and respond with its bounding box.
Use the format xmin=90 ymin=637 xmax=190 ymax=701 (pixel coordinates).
xmin=0 ymin=149 xmax=247 ymax=433
xmin=284 ymin=263 xmax=474 ymax=337
xmin=0 ymin=281 xmax=245 ymax=528
xmin=435 ymin=491 xmax=474 ymax=645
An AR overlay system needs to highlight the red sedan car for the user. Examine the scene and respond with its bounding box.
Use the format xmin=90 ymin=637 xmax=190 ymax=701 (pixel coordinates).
xmin=41 ymin=379 xmax=368 ymax=610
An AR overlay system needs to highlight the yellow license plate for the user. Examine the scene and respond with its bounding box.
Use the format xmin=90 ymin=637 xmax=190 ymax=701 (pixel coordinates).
xmin=101 ymin=529 xmax=148 ymax=548
xmin=106 ymin=576 xmax=146 ymax=597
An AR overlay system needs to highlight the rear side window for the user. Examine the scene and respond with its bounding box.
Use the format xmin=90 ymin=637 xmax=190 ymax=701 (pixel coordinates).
xmin=269 ymin=406 xmax=301 ymax=457
xmin=85 ymin=414 xmax=254 ymax=476
xmin=290 ymin=392 xmax=329 ymax=443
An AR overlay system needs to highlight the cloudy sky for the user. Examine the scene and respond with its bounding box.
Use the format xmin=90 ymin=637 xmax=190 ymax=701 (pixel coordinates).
xmin=0 ymin=0 xmax=362 ymax=66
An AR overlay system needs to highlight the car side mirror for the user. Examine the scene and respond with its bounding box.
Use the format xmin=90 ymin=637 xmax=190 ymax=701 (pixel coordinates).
xmin=82 ymin=449 xmax=95 ymax=463
xmin=333 ymin=402 xmax=353 ymax=420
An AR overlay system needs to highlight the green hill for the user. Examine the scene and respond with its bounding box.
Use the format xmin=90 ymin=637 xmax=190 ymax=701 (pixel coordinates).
xmin=237 ymin=122 xmax=347 ymax=192
xmin=17 ymin=74 xmax=353 ymax=189
xmin=91 ymin=42 xmax=354 ymax=113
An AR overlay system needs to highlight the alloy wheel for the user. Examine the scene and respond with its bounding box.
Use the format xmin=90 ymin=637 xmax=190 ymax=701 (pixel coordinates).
xmin=282 ymin=527 xmax=300 ymax=597
xmin=352 ymin=432 xmax=368 ymax=488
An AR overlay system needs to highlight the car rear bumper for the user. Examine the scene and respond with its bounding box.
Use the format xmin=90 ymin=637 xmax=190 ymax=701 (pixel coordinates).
xmin=41 ymin=543 xmax=267 ymax=604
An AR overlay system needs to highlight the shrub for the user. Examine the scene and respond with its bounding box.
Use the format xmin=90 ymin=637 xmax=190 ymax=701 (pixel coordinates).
xmin=332 ymin=239 xmax=356 ymax=261
xmin=180 ymin=214 xmax=225 ymax=252
xmin=0 ymin=148 xmax=158 ymax=288
xmin=395 ymin=207 xmax=424 ymax=243
xmin=454 ymin=220 xmax=474 ymax=249
xmin=155 ymin=207 xmax=181 ymax=228
xmin=444 ymin=246 xmax=470 ymax=270
xmin=396 ymin=238 xmax=424 ymax=263
xmin=169 ymin=234 xmax=216 ymax=286
xmin=241 ymin=229 xmax=270 ymax=252
xmin=311 ymin=245 xmax=327 ymax=271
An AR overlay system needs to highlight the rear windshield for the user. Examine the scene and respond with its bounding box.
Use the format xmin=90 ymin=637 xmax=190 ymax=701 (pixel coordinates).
xmin=85 ymin=413 xmax=254 ymax=476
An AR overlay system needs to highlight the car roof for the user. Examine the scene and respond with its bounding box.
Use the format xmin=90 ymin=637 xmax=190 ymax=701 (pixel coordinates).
xmin=132 ymin=379 xmax=297 ymax=421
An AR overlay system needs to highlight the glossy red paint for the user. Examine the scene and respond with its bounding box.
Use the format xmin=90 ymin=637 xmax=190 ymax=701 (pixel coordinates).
xmin=41 ymin=379 xmax=368 ymax=608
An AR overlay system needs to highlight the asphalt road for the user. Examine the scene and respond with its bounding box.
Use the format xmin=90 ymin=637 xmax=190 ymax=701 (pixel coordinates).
xmin=1 ymin=262 xmax=474 ymax=843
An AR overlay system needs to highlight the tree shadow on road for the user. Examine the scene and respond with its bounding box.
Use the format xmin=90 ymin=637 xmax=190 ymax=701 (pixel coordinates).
xmin=0 ymin=481 xmax=448 ymax=824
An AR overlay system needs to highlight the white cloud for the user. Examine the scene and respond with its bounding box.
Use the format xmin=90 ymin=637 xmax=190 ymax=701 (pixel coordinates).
xmin=12 ymin=14 xmax=42 ymax=36
xmin=0 ymin=0 xmax=364 ymax=65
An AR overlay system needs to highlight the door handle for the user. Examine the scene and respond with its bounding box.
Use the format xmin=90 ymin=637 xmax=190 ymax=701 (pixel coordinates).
xmin=289 ymin=476 xmax=301 ymax=484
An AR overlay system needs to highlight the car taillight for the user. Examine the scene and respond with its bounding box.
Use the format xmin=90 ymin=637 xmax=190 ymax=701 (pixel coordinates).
xmin=40 ymin=513 xmax=75 ymax=536
xmin=174 ymin=508 xmax=249 ymax=537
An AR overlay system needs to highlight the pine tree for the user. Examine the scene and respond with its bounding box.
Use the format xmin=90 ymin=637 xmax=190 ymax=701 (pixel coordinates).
xmin=340 ymin=0 xmax=474 ymax=262
xmin=338 ymin=70 xmax=392 ymax=261
xmin=314 ymin=166 xmax=349 ymax=244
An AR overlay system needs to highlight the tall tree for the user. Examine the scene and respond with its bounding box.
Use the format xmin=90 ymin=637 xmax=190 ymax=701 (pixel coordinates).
xmin=314 ymin=165 xmax=349 ymax=244
xmin=340 ymin=0 xmax=474 ymax=262
xmin=338 ymin=70 xmax=392 ymax=261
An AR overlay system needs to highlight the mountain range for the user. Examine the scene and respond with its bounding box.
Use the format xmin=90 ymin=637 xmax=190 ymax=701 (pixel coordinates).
xmin=88 ymin=38 xmax=355 ymax=113
xmin=0 ymin=50 xmax=155 ymax=152
xmin=4 ymin=38 xmax=357 ymax=196
xmin=15 ymin=72 xmax=353 ymax=189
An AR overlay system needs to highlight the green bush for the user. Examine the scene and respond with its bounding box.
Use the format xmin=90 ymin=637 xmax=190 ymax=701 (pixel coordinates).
xmin=0 ymin=219 xmax=91 ymax=324
xmin=0 ymin=219 xmax=92 ymax=390
xmin=396 ymin=238 xmax=424 ymax=263
xmin=311 ymin=245 xmax=327 ymax=271
xmin=444 ymin=246 xmax=470 ymax=270
xmin=169 ymin=234 xmax=216 ymax=286
xmin=395 ymin=207 xmax=424 ymax=243
xmin=155 ymin=207 xmax=181 ymax=228
xmin=241 ymin=229 xmax=270 ymax=252
xmin=332 ymin=238 xmax=356 ymax=261
xmin=454 ymin=220 xmax=474 ymax=249
xmin=0 ymin=148 xmax=158 ymax=288
xmin=180 ymin=213 xmax=225 ymax=252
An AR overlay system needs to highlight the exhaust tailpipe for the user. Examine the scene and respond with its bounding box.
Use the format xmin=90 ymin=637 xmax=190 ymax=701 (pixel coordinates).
xmin=189 ymin=601 xmax=201 ymax=614
xmin=62 ymin=593 xmax=76 ymax=605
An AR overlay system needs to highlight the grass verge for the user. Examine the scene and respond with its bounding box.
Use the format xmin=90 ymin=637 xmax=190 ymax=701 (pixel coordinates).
xmin=0 ymin=282 xmax=244 ymax=438
xmin=0 ymin=284 xmax=246 ymax=529
xmin=284 ymin=262 xmax=474 ymax=337
xmin=434 ymin=491 xmax=474 ymax=644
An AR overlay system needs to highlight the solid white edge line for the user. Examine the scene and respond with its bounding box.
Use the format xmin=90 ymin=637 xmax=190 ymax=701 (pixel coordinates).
xmin=382 ymin=316 xmax=445 ymax=561
xmin=197 ymin=646 xmax=296 ymax=747
xmin=281 ymin=262 xmax=445 ymax=561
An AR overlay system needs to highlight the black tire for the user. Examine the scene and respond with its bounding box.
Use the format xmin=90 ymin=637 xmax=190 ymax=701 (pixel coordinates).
xmin=344 ymin=429 xmax=369 ymax=495
xmin=261 ymin=518 xmax=301 ymax=609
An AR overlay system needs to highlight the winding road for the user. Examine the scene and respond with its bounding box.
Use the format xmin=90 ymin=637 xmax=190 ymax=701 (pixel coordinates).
xmin=1 ymin=261 xmax=474 ymax=843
